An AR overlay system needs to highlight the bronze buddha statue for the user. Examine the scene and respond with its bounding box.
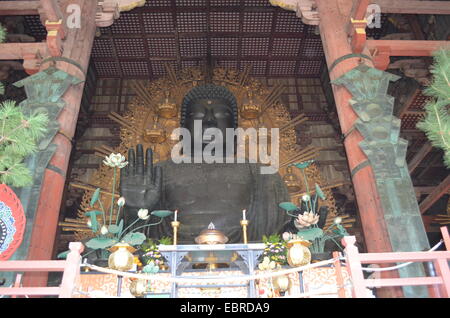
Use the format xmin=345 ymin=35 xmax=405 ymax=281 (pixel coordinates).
xmin=120 ymin=84 xmax=291 ymax=243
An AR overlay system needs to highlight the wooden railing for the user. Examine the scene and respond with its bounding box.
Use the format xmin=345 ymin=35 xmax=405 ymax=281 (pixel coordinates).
xmin=0 ymin=242 xmax=84 ymax=298
xmin=340 ymin=227 xmax=450 ymax=298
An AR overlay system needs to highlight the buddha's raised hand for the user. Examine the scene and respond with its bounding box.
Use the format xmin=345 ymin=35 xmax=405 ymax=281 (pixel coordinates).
xmin=120 ymin=144 xmax=162 ymax=211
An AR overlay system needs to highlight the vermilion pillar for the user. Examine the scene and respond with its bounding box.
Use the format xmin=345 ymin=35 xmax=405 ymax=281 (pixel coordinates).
xmin=21 ymin=0 xmax=98 ymax=288
xmin=315 ymin=0 xmax=404 ymax=297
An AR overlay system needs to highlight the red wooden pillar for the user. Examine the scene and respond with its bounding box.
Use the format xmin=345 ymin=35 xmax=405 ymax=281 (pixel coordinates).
xmin=315 ymin=0 xmax=403 ymax=297
xmin=22 ymin=0 xmax=97 ymax=288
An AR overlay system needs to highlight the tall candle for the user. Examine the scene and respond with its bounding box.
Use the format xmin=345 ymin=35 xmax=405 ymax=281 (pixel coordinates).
xmin=242 ymin=209 xmax=246 ymax=221
xmin=174 ymin=210 xmax=178 ymax=222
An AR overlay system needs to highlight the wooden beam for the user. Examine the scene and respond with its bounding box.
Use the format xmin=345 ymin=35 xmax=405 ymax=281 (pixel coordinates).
xmin=0 ymin=1 xmax=40 ymax=16
xmin=367 ymin=40 xmax=450 ymax=57
xmin=372 ymin=0 xmax=450 ymax=15
xmin=406 ymin=14 xmax=426 ymax=41
xmin=397 ymin=87 xmax=421 ymax=118
xmin=0 ymin=43 xmax=48 ymax=60
xmin=351 ymin=0 xmax=370 ymax=20
xmin=420 ymin=174 xmax=450 ymax=214
xmin=415 ymin=186 xmax=438 ymax=195
xmin=40 ymin=0 xmax=63 ymax=22
xmin=408 ymin=141 xmax=433 ymax=174
xmin=421 ymin=215 xmax=444 ymax=233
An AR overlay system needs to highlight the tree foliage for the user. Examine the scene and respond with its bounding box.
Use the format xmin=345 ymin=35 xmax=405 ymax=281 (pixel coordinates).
xmin=0 ymin=23 xmax=6 ymax=95
xmin=0 ymin=100 xmax=48 ymax=187
xmin=417 ymin=48 xmax=450 ymax=167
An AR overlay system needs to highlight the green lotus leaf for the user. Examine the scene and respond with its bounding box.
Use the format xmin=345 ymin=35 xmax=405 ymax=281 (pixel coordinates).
xmin=293 ymin=160 xmax=314 ymax=170
xmin=84 ymin=210 xmax=102 ymax=232
xmin=57 ymin=250 xmax=70 ymax=259
xmin=90 ymin=188 xmax=101 ymax=207
xmin=279 ymin=202 xmax=299 ymax=212
xmin=333 ymin=224 xmax=349 ymax=237
xmin=122 ymin=232 xmax=146 ymax=246
xmin=85 ymin=237 xmax=117 ymax=250
xmin=117 ymin=219 xmax=124 ymax=235
xmin=151 ymin=210 xmax=173 ymax=218
xmin=108 ymin=224 xmax=120 ymax=234
xmin=297 ymin=227 xmax=324 ymax=241
xmin=315 ymin=183 xmax=326 ymax=200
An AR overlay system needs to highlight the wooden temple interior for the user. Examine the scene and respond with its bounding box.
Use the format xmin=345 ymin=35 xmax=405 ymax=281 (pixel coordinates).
xmin=0 ymin=0 xmax=449 ymax=298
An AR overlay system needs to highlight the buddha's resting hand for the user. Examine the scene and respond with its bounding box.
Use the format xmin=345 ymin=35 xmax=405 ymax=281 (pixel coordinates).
xmin=120 ymin=144 xmax=162 ymax=211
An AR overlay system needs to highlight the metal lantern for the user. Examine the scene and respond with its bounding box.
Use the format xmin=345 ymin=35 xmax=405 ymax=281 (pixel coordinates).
xmin=273 ymin=274 xmax=291 ymax=293
xmin=129 ymin=279 xmax=148 ymax=297
xmin=108 ymin=242 xmax=136 ymax=271
xmin=286 ymin=239 xmax=311 ymax=267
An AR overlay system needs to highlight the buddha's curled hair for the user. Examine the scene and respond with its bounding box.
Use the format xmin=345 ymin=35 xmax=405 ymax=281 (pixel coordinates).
xmin=180 ymin=84 xmax=239 ymax=128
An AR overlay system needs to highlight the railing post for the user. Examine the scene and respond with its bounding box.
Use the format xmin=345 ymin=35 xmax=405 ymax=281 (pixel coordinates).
xmin=333 ymin=251 xmax=346 ymax=298
xmin=433 ymin=258 xmax=450 ymax=298
xmin=342 ymin=236 xmax=368 ymax=298
xmin=441 ymin=227 xmax=450 ymax=251
xmin=11 ymin=274 xmax=22 ymax=298
xmin=59 ymin=242 xmax=84 ymax=298
xmin=424 ymin=261 xmax=442 ymax=298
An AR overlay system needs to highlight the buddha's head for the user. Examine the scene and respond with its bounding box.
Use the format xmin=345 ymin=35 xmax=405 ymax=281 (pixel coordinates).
xmin=180 ymin=84 xmax=238 ymax=155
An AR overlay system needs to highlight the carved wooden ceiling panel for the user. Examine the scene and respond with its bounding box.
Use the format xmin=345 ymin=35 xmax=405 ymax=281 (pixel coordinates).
xmin=23 ymin=1 xmax=389 ymax=80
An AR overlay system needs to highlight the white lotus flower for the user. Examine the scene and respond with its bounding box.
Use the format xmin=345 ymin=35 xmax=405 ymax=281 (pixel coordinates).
xmin=100 ymin=225 xmax=108 ymax=235
xmin=302 ymin=194 xmax=310 ymax=202
xmin=282 ymin=232 xmax=291 ymax=242
xmin=295 ymin=211 xmax=319 ymax=229
xmin=138 ymin=208 xmax=149 ymax=220
xmin=334 ymin=217 xmax=342 ymax=224
xmin=103 ymin=153 xmax=128 ymax=169
xmin=117 ymin=197 xmax=126 ymax=207
xmin=87 ymin=220 xmax=92 ymax=228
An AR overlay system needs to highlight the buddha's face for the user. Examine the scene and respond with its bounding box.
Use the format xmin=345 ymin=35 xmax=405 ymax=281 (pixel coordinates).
xmin=183 ymin=98 xmax=235 ymax=151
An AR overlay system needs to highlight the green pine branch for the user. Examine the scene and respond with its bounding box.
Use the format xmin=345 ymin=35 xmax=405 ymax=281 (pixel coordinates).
xmin=0 ymin=23 xmax=6 ymax=43
xmin=0 ymin=100 xmax=48 ymax=187
xmin=0 ymin=23 xmax=6 ymax=95
xmin=417 ymin=48 xmax=450 ymax=168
